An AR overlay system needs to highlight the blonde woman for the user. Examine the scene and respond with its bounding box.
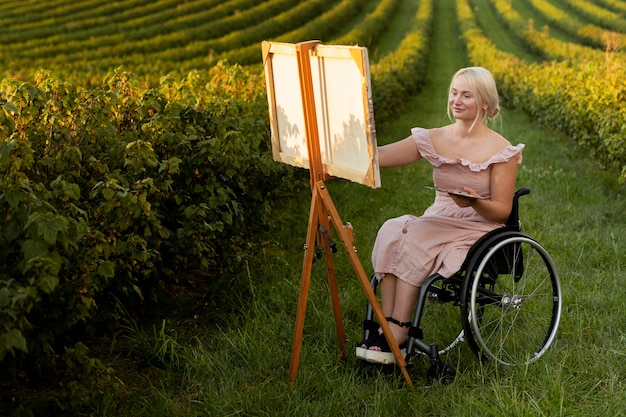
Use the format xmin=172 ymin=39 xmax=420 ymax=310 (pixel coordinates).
xmin=357 ymin=67 xmax=524 ymax=364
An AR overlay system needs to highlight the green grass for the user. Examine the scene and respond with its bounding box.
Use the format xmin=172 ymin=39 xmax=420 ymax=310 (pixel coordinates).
xmin=367 ymin=0 xmax=422 ymax=61
xmin=6 ymin=0 xmax=626 ymax=415
xmin=471 ymin=0 xmax=541 ymax=63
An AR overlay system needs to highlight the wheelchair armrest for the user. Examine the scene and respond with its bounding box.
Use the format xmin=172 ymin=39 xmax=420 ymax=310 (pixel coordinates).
xmin=505 ymin=187 xmax=530 ymax=228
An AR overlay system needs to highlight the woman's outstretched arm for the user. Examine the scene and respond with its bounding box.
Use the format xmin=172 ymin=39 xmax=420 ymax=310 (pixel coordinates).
xmin=377 ymin=135 xmax=422 ymax=168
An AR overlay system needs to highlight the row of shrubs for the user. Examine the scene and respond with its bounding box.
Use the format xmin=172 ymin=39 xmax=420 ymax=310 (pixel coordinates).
xmin=3 ymin=0 xmax=351 ymax=86
xmin=489 ymin=0 xmax=612 ymax=62
xmin=210 ymin=0 xmax=370 ymax=70
xmin=563 ymin=0 xmax=626 ymax=33
xmin=333 ymin=0 xmax=401 ymax=47
xmin=0 ymin=0 xmax=435 ymax=372
xmin=459 ymin=0 xmax=626 ymax=182
xmin=8 ymin=0 xmax=303 ymax=60
xmin=0 ymin=63 xmax=305 ymax=368
xmin=525 ymin=0 xmax=626 ymax=48
xmin=368 ymin=0 xmax=433 ymax=122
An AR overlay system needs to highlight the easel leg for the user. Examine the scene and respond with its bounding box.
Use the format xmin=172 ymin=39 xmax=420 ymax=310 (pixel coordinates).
xmin=318 ymin=220 xmax=347 ymax=362
xmin=317 ymin=183 xmax=414 ymax=388
xmin=289 ymin=191 xmax=320 ymax=385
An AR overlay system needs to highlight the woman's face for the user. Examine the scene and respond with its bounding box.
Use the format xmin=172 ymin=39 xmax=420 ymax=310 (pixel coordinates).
xmin=448 ymin=74 xmax=480 ymax=121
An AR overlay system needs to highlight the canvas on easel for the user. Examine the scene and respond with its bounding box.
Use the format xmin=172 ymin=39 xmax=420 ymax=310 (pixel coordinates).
xmin=262 ymin=40 xmax=413 ymax=388
xmin=263 ymin=41 xmax=380 ymax=188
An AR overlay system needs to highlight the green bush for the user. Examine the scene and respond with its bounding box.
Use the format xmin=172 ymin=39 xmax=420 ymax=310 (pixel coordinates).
xmin=0 ymin=62 xmax=305 ymax=367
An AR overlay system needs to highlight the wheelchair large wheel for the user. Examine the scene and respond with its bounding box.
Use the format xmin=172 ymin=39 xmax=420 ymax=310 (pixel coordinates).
xmin=461 ymin=232 xmax=562 ymax=366
xmin=416 ymin=274 xmax=464 ymax=356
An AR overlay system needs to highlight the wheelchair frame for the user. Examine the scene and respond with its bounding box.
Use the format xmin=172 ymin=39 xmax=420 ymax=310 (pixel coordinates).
xmin=361 ymin=188 xmax=563 ymax=383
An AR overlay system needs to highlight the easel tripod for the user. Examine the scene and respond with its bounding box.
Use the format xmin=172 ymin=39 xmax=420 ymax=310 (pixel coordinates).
xmin=287 ymin=40 xmax=413 ymax=388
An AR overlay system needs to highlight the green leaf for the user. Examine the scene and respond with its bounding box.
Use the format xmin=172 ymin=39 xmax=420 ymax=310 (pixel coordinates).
xmin=38 ymin=274 xmax=59 ymax=294
xmin=21 ymin=239 xmax=48 ymax=260
xmin=102 ymin=187 xmax=115 ymax=201
xmin=97 ymin=261 xmax=115 ymax=278
xmin=3 ymin=219 xmax=23 ymax=243
xmin=2 ymin=102 xmax=18 ymax=114
xmin=37 ymin=217 xmax=64 ymax=245
xmin=2 ymin=329 xmax=28 ymax=353
xmin=0 ymin=287 xmax=9 ymax=308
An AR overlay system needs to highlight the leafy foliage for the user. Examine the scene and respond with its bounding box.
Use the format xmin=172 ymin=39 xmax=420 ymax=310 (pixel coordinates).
xmin=0 ymin=62 xmax=305 ymax=367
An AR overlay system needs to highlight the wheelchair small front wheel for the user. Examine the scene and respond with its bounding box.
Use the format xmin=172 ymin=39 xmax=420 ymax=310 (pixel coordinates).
xmin=427 ymin=361 xmax=456 ymax=385
xmin=462 ymin=234 xmax=562 ymax=366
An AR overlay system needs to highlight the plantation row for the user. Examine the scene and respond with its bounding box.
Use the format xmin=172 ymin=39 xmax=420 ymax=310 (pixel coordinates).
xmin=4 ymin=0 xmax=297 ymax=58
xmin=463 ymin=0 xmax=626 ymax=181
xmin=486 ymin=0 xmax=625 ymax=62
xmin=2 ymin=0 xmax=626 ymax=85
xmin=524 ymin=0 xmax=626 ymax=47
xmin=1 ymin=0 xmax=364 ymax=84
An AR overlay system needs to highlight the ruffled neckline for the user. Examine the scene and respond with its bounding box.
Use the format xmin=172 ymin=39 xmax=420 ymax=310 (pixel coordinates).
xmin=411 ymin=127 xmax=524 ymax=172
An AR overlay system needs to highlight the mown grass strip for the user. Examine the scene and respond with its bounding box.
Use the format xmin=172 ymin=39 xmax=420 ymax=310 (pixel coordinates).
xmin=470 ymin=0 xmax=540 ymax=62
xmin=369 ymin=0 xmax=423 ymax=60
xmin=368 ymin=0 xmax=434 ymax=121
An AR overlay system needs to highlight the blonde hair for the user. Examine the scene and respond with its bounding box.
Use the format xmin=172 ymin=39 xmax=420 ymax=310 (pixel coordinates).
xmin=446 ymin=66 xmax=501 ymax=132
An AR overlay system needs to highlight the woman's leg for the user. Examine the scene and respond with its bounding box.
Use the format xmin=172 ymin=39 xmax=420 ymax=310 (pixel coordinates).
xmin=371 ymin=274 xmax=420 ymax=348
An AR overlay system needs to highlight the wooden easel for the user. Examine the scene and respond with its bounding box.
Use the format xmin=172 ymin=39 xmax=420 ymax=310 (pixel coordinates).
xmin=287 ymin=40 xmax=413 ymax=388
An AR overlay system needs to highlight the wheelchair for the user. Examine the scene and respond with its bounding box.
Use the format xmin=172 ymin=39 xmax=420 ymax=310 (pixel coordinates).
xmin=361 ymin=188 xmax=563 ymax=383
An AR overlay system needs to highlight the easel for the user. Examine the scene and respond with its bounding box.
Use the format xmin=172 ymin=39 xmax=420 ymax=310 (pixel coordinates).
xmin=286 ymin=40 xmax=413 ymax=388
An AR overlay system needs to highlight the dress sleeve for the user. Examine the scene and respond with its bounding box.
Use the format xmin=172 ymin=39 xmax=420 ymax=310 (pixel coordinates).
xmin=485 ymin=144 xmax=524 ymax=166
xmin=449 ymin=143 xmax=524 ymax=171
xmin=410 ymin=127 xmax=442 ymax=166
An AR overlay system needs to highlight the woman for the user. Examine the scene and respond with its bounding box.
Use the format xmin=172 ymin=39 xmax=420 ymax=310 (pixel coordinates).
xmin=356 ymin=67 xmax=524 ymax=364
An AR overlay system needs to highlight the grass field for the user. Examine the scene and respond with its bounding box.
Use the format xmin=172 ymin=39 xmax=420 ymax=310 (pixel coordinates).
xmin=2 ymin=0 xmax=625 ymax=415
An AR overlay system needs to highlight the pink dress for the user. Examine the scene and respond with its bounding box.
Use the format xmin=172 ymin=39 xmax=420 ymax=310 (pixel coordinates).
xmin=371 ymin=127 xmax=524 ymax=286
